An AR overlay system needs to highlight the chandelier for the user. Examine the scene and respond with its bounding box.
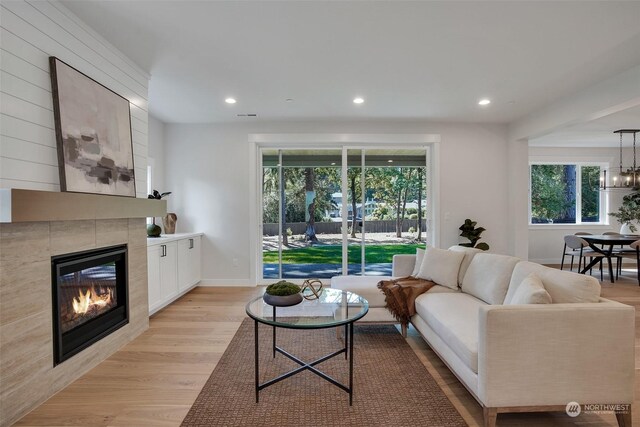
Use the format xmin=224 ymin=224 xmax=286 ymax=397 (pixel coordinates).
xmin=600 ymin=129 xmax=639 ymax=191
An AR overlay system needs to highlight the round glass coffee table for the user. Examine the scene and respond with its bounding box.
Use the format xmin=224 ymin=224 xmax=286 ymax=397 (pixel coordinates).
xmin=245 ymin=288 xmax=369 ymax=405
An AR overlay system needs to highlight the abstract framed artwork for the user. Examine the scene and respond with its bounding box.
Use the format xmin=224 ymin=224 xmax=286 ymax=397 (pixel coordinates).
xmin=49 ymin=57 xmax=136 ymax=197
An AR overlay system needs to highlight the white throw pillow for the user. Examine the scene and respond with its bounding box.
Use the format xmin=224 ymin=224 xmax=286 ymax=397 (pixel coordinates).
xmin=505 ymin=261 xmax=601 ymax=304
xmin=411 ymin=248 xmax=425 ymax=277
xmin=461 ymin=253 xmax=520 ymax=305
xmin=448 ymin=245 xmax=482 ymax=285
xmin=507 ymin=274 xmax=552 ymax=305
xmin=416 ymin=247 xmax=465 ymax=290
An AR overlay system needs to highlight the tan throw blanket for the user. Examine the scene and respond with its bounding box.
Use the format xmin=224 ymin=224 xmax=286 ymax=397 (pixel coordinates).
xmin=377 ymin=277 xmax=436 ymax=325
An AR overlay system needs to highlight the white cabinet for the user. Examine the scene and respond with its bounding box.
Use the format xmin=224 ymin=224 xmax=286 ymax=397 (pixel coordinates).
xmin=178 ymin=236 xmax=201 ymax=292
xmin=147 ymin=233 xmax=202 ymax=315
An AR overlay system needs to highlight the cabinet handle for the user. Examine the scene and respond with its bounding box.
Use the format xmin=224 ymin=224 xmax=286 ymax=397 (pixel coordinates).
xmin=161 ymin=245 xmax=166 ymax=257
xmin=189 ymin=238 xmax=194 ymax=249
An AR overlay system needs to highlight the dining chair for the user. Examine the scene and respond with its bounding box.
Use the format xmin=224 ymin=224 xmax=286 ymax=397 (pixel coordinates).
xmin=617 ymin=240 xmax=640 ymax=285
xmin=561 ymin=235 xmax=602 ymax=278
xmin=573 ymin=232 xmax=603 ymax=278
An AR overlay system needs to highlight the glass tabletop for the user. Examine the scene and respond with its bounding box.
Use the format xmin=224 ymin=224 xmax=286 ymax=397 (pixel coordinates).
xmin=245 ymin=288 xmax=369 ymax=329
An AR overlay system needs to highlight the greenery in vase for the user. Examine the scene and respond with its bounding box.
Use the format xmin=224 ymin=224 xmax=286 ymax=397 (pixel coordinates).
xmin=458 ymin=219 xmax=490 ymax=251
xmin=265 ymin=281 xmax=301 ymax=296
xmin=147 ymin=190 xmax=171 ymax=200
xmin=147 ymin=190 xmax=172 ymax=226
xmin=609 ymin=190 xmax=640 ymax=232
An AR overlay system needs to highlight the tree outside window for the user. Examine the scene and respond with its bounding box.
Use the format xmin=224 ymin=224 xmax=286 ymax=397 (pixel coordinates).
xmin=530 ymin=164 xmax=601 ymax=224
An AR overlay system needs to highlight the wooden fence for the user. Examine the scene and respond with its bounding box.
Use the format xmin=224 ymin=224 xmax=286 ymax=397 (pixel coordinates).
xmin=263 ymin=220 xmax=427 ymax=236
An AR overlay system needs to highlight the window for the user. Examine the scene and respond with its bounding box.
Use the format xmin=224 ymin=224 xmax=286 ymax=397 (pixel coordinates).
xmin=530 ymin=163 xmax=603 ymax=224
xmin=146 ymin=164 xmax=153 ymax=225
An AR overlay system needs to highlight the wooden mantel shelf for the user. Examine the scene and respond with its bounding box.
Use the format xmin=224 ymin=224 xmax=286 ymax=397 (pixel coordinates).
xmin=0 ymin=189 xmax=166 ymax=223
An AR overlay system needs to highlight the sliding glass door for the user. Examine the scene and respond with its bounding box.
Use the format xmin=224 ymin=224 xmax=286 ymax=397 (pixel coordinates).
xmin=344 ymin=148 xmax=428 ymax=276
xmin=260 ymin=147 xmax=428 ymax=280
xmin=262 ymin=149 xmax=343 ymax=279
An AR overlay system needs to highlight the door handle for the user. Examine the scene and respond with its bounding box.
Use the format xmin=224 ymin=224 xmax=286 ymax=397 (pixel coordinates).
xmin=161 ymin=245 xmax=166 ymax=257
xmin=189 ymin=238 xmax=194 ymax=249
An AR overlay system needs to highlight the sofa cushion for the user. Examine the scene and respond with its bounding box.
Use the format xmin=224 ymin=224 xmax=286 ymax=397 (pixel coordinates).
xmin=426 ymin=285 xmax=461 ymax=294
xmin=506 ymin=273 xmax=552 ymax=305
xmin=411 ymin=248 xmax=425 ymax=277
xmin=330 ymin=276 xmax=390 ymax=307
xmin=331 ymin=275 xmax=459 ymax=308
xmin=461 ymin=253 xmax=520 ymax=305
xmin=416 ymin=247 xmax=465 ymax=290
xmin=448 ymin=245 xmax=482 ymax=285
xmin=414 ymin=292 xmax=486 ymax=373
xmin=504 ymin=261 xmax=601 ymax=304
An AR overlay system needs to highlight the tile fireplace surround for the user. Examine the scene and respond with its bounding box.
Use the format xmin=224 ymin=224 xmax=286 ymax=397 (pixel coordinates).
xmin=0 ymin=189 xmax=166 ymax=426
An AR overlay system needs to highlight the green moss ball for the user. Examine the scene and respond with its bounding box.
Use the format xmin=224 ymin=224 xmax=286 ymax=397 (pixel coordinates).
xmin=265 ymin=281 xmax=301 ymax=296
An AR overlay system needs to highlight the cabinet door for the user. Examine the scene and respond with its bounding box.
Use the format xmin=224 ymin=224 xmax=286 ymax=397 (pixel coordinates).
xmin=177 ymin=238 xmax=192 ymax=292
xmin=178 ymin=237 xmax=202 ymax=291
xmin=190 ymin=236 xmax=201 ymax=285
xmin=147 ymin=245 xmax=162 ymax=314
xmin=160 ymin=241 xmax=178 ymax=301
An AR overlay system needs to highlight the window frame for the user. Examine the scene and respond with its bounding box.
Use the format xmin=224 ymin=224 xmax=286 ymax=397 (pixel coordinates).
xmin=249 ymin=134 xmax=441 ymax=285
xmin=528 ymin=161 xmax=608 ymax=226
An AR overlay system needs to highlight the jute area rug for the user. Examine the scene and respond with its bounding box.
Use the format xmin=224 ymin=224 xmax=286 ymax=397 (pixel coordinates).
xmin=181 ymin=319 xmax=466 ymax=426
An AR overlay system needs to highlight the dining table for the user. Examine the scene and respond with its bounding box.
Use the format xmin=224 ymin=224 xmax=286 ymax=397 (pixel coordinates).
xmin=580 ymin=234 xmax=640 ymax=283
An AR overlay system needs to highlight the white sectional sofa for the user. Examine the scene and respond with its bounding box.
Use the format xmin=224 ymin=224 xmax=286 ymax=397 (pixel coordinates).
xmin=331 ymin=246 xmax=635 ymax=427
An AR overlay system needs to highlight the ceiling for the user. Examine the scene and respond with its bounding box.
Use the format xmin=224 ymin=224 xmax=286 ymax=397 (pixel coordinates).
xmin=62 ymin=1 xmax=640 ymax=127
xmin=530 ymin=105 xmax=640 ymax=148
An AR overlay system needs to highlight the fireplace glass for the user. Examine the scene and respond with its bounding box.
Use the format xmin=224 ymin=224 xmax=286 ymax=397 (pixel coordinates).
xmin=58 ymin=263 xmax=118 ymax=333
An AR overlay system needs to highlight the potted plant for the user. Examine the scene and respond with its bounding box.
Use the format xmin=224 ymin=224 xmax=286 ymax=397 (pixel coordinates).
xmin=609 ymin=189 xmax=640 ymax=234
xmin=263 ymin=281 xmax=303 ymax=306
xmin=458 ymin=219 xmax=490 ymax=250
xmin=147 ymin=190 xmax=172 ymax=237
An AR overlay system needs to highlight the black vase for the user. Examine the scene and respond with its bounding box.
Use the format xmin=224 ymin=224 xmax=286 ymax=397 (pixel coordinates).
xmin=262 ymin=293 xmax=303 ymax=307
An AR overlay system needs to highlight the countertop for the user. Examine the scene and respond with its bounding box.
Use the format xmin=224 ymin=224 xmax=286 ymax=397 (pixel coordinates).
xmin=146 ymin=232 xmax=203 ymax=246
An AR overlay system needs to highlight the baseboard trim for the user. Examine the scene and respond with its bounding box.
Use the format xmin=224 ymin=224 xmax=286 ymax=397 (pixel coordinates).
xmin=530 ymin=258 xmax=561 ymax=265
xmin=198 ymin=279 xmax=256 ymax=287
xmin=530 ymin=258 xmax=636 ymax=267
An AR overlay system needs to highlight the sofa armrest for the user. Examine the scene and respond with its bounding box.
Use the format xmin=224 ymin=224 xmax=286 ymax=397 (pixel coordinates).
xmin=477 ymin=301 xmax=635 ymax=408
xmin=392 ymin=254 xmax=416 ymax=277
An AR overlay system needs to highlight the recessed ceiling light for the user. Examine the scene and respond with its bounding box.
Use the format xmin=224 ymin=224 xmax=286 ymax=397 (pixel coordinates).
xmin=353 ymin=97 xmax=364 ymax=104
xmin=387 ymin=159 xmax=393 ymax=163
xmin=478 ymin=99 xmax=491 ymax=106
xmin=225 ymin=97 xmax=237 ymax=104
xmin=285 ymin=98 xmax=294 ymax=102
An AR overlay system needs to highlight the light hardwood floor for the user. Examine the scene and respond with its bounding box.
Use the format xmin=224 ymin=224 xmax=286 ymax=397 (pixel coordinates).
xmin=15 ymin=268 xmax=640 ymax=426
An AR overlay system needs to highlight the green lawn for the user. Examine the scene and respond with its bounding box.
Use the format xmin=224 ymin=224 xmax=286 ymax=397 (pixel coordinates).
xmin=262 ymin=244 xmax=423 ymax=264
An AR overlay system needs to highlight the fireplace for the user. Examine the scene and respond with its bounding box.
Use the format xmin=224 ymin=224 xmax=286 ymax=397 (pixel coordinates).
xmin=51 ymin=245 xmax=129 ymax=365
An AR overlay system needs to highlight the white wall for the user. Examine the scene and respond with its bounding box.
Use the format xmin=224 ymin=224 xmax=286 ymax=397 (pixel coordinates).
xmin=0 ymin=0 xmax=150 ymax=198
xmin=147 ymin=115 xmax=166 ymax=194
xmin=164 ymin=120 xmax=511 ymax=285
xmin=527 ymin=146 xmax=630 ymax=264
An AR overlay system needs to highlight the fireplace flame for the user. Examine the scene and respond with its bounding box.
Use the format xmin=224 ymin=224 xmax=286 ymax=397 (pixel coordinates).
xmin=72 ymin=287 xmax=112 ymax=315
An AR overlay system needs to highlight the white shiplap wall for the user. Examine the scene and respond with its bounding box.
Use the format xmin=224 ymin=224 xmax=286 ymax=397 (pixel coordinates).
xmin=0 ymin=0 xmax=150 ymax=198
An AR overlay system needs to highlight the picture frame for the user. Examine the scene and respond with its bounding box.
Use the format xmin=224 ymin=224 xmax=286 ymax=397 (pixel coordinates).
xmin=49 ymin=57 xmax=136 ymax=197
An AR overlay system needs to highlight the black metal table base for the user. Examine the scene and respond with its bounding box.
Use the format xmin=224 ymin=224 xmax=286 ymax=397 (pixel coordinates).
xmin=254 ymin=319 xmax=355 ymax=405
xmin=580 ymin=243 xmax=614 ymax=283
